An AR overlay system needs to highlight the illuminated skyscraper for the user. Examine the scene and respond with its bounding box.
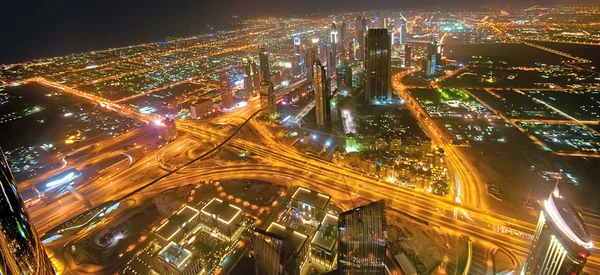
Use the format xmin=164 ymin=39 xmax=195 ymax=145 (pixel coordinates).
xmin=355 ymin=17 xmax=367 ymax=60
xmin=220 ymin=72 xmax=234 ymax=109
xmin=293 ymin=36 xmax=305 ymax=76
xmin=259 ymin=47 xmax=271 ymax=82
xmin=242 ymin=58 xmax=254 ymax=99
xmin=250 ymin=58 xmax=260 ymax=95
xmin=399 ymin=19 xmax=407 ymax=45
xmin=336 ymin=64 xmax=352 ymax=93
xmin=365 ymin=29 xmax=392 ymax=104
xmin=313 ymin=59 xmax=330 ymax=129
xmin=522 ymin=187 xmax=593 ymax=275
xmin=330 ymin=23 xmax=338 ymax=67
xmin=259 ymin=81 xmax=276 ymax=117
xmin=405 ymin=43 xmax=412 ymax=68
xmin=425 ymin=41 xmax=437 ymax=76
xmin=0 ymin=147 xmax=55 ymax=275
xmin=338 ymin=200 xmax=386 ymax=274
xmin=305 ymin=48 xmax=318 ymax=86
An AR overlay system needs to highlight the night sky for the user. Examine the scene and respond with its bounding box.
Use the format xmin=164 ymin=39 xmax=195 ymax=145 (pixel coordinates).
xmin=2 ymin=0 xmax=560 ymax=64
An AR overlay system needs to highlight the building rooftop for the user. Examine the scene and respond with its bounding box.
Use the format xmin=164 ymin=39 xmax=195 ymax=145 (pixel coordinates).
xmin=201 ymin=198 xmax=242 ymax=225
xmin=156 ymin=205 xmax=200 ymax=241
xmin=157 ymin=242 xmax=193 ymax=271
xmin=291 ymin=187 xmax=331 ymax=210
xmin=311 ymin=214 xmax=338 ymax=251
xmin=545 ymin=190 xmax=592 ymax=249
xmin=266 ymin=222 xmax=307 ymax=253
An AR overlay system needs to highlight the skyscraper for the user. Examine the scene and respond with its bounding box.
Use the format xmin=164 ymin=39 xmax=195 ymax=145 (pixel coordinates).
xmin=399 ymin=19 xmax=407 ymax=45
xmin=259 ymin=80 xmax=276 ymax=117
xmin=338 ymin=200 xmax=387 ymax=275
xmin=220 ymin=72 xmax=234 ymax=109
xmin=250 ymin=58 xmax=260 ymax=96
xmin=522 ymin=187 xmax=593 ymax=275
xmin=425 ymin=41 xmax=437 ymax=76
xmin=339 ymin=22 xmax=347 ymax=56
xmin=330 ymin=23 xmax=338 ymax=68
xmin=365 ymin=29 xmax=392 ymax=104
xmin=259 ymin=47 xmax=271 ymax=82
xmin=336 ymin=64 xmax=352 ymax=93
xmin=293 ymin=36 xmax=305 ymax=77
xmin=242 ymin=58 xmax=254 ymax=99
xmin=313 ymin=59 xmax=330 ymax=129
xmin=355 ymin=17 xmax=368 ymax=60
xmin=305 ymin=48 xmax=318 ymax=86
xmin=0 ymin=147 xmax=55 ymax=275
xmin=405 ymin=43 xmax=412 ymax=68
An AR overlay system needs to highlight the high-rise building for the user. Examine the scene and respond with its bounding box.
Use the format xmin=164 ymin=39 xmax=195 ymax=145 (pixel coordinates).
xmin=425 ymin=41 xmax=437 ymax=76
xmin=293 ymin=36 xmax=305 ymax=76
xmin=336 ymin=64 xmax=352 ymax=92
xmin=252 ymin=224 xmax=308 ymax=275
xmin=330 ymin=23 xmax=338 ymax=68
xmin=157 ymin=118 xmax=177 ymax=141
xmin=405 ymin=43 xmax=412 ymax=68
xmin=338 ymin=200 xmax=387 ymax=274
xmin=365 ymin=29 xmax=392 ymax=104
xmin=522 ymin=187 xmax=593 ymax=275
xmin=399 ymin=20 xmax=407 ymax=45
xmin=250 ymin=58 xmax=260 ymax=95
xmin=355 ymin=17 xmax=368 ymax=60
xmin=339 ymin=22 xmax=347 ymax=56
xmin=259 ymin=47 xmax=271 ymax=82
xmin=0 ymin=147 xmax=55 ymax=275
xmin=220 ymin=72 xmax=234 ymax=109
xmin=313 ymin=60 xmax=331 ymax=129
xmin=242 ymin=58 xmax=254 ymax=99
xmin=259 ymin=81 xmax=276 ymax=117
xmin=305 ymin=48 xmax=318 ymax=86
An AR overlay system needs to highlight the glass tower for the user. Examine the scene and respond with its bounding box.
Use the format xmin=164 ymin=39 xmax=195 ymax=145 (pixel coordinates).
xmin=0 ymin=146 xmax=55 ymax=274
xmin=364 ymin=29 xmax=391 ymax=104
xmin=338 ymin=200 xmax=387 ymax=275
xmin=522 ymin=188 xmax=593 ymax=275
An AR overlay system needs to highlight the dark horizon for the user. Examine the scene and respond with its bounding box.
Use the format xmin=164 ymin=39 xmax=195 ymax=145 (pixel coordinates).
xmin=0 ymin=0 xmax=569 ymax=64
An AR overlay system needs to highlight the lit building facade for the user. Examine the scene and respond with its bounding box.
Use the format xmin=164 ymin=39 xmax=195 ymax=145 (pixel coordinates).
xmin=0 ymin=147 xmax=55 ymax=275
xmin=260 ymin=80 xmax=276 ymax=117
xmin=336 ymin=64 xmax=352 ymax=93
xmin=259 ymin=47 xmax=271 ymax=82
xmin=338 ymin=200 xmax=387 ymax=275
xmin=158 ymin=118 xmax=177 ymax=141
xmin=250 ymin=58 xmax=261 ymax=96
xmin=522 ymin=188 xmax=593 ymax=275
xmin=365 ymin=29 xmax=392 ymax=104
xmin=242 ymin=58 xmax=254 ymax=99
xmin=220 ymin=72 xmax=234 ymax=109
xmin=313 ymin=60 xmax=331 ymax=129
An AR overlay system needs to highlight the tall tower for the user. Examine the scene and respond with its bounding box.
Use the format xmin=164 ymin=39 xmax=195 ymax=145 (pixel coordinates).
xmin=242 ymin=58 xmax=253 ymax=99
xmin=339 ymin=22 xmax=347 ymax=56
xmin=365 ymin=29 xmax=392 ymax=104
xmin=293 ymin=36 xmax=304 ymax=76
xmin=522 ymin=187 xmax=592 ymax=275
xmin=399 ymin=19 xmax=407 ymax=45
xmin=0 ymin=147 xmax=56 ymax=274
xmin=405 ymin=43 xmax=412 ymax=68
xmin=305 ymin=48 xmax=318 ymax=87
xmin=330 ymin=22 xmax=338 ymax=67
xmin=338 ymin=200 xmax=386 ymax=274
xmin=250 ymin=58 xmax=260 ymax=96
xmin=259 ymin=47 xmax=271 ymax=82
xmin=355 ymin=17 xmax=367 ymax=60
xmin=220 ymin=72 xmax=234 ymax=109
xmin=426 ymin=41 xmax=437 ymax=76
xmin=259 ymin=81 xmax=276 ymax=117
xmin=313 ymin=59 xmax=330 ymax=129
